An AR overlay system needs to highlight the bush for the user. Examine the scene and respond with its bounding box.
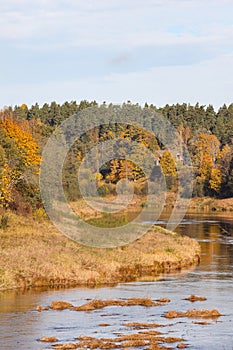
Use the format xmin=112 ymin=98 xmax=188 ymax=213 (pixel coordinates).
xmin=134 ymin=182 xmax=148 ymax=196
xmin=33 ymin=207 xmax=47 ymax=221
xmin=0 ymin=214 xmax=9 ymax=229
xmin=97 ymin=183 xmax=116 ymax=197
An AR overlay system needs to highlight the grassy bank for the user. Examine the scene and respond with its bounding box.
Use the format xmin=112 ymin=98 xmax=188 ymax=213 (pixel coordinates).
xmin=70 ymin=194 xmax=233 ymax=216
xmin=189 ymin=196 xmax=233 ymax=212
xmin=157 ymin=192 xmax=233 ymax=212
xmin=0 ymin=212 xmax=200 ymax=291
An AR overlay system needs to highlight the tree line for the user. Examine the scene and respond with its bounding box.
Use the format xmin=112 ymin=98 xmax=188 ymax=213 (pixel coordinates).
xmin=0 ymin=101 xmax=233 ymax=213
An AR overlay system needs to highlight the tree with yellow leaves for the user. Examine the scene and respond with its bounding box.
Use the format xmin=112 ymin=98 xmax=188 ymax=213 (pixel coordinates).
xmin=0 ymin=161 xmax=12 ymax=207
xmin=160 ymin=151 xmax=177 ymax=190
xmin=106 ymin=159 xmax=135 ymax=183
xmin=0 ymin=117 xmax=41 ymax=208
xmin=210 ymin=168 xmax=222 ymax=193
xmin=160 ymin=151 xmax=177 ymax=177
xmin=199 ymin=153 xmax=213 ymax=180
xmin=195 ymin=133 xmax=220 ymax=165
xmin=193 ymin=133 xmax=221 ymax=196
xmin=0 ymin=117 xmax=41 ymax=168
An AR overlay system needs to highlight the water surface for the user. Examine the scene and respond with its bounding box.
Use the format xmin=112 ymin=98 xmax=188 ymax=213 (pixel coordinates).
xmin=0 ymin=212 xmax=232 ymax=349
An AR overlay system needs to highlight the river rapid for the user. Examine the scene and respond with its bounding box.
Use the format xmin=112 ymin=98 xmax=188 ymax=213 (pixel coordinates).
xmin=0 ymin=212 xmax=233 ymax=349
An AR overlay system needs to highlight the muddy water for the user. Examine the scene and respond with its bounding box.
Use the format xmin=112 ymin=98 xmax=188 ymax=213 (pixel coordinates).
xmin=0 ymin=213 xmax=233 ymax=349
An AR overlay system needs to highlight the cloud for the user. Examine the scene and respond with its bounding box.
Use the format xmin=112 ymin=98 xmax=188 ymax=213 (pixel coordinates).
xmin=110 ymin=53 xmax=131 ymax=66
xmin=0 ymin=0 xmax=232 ymax=46
xmin=1 ymin=52 xmax=233 ymax=109
xmin=101 ymin=53 xmax=233 ymax=108
xmin=0 ymin=0 xmax=232 ymax=66
xmin=0 ymin=0 xmax=233 ymax=108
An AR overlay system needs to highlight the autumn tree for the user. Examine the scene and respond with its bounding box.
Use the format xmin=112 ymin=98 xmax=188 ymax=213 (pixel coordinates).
xmin=209 ymin=168 xmax=222 ymax=193
xmin=194 ymin=133 xmax=220 ymax=165
xmin=192 ymin=133 xmax=221 ymax=196
xmin=159 ymin=151 xmax=177 ymax=190
xmin=216 ymin=144 xmax=233 ymax=197
xmin=0 ymin=117 xmax=41 ymax=209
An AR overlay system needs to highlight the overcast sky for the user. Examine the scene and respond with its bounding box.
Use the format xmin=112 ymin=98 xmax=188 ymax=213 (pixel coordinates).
xmin=1 ymin=0 xmax=233 ymax=109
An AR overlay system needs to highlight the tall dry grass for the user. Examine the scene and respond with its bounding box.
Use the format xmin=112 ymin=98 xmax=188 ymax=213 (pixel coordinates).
xmin=0 ymin=211 xmax=200 ymax=291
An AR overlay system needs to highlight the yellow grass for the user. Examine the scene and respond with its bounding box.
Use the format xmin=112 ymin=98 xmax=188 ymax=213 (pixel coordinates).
xmin=0 ymin=211 xmax=200 ymax=291
xmin=189 ymin=196 xmax=233 ymax=212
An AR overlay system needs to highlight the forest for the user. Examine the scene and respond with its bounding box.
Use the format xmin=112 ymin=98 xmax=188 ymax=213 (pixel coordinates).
xmin=0 ymin=100 xmax=233 ymax=214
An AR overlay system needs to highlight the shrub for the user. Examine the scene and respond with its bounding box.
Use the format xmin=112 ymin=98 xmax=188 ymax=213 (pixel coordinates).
xmin=97 ymin=183 xmax=116 ymax=197
xmin=33 ymin=207 xmax=47 ymax=221
xmin=0 ymin=214 xmax=9 ymax=229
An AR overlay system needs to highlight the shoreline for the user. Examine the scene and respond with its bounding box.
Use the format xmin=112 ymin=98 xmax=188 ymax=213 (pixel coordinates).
xmin=70 ymin=195 xmax=233 ymax=217
xmin=0 ymin=212 xmax=200 ymax=292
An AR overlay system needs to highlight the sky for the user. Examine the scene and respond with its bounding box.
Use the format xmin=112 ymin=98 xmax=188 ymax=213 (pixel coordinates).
xmin=0 ymin=0 xmax=233 ymax=109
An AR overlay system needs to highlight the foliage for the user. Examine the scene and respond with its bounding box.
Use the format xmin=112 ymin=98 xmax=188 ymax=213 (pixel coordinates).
xmin=0 ymin=117 xmax=41 ymax=167
xmin=194 ymin=133 xmax=220 ymax=165
xmin=159 ymin=151 xmax=177 ymax=190
xmin=160 ymin=151 xmax=177 ymax=177
xmin=0 ymin=117 xmax=41 ymax=209
xmin=1 ymin=99 xmax=233 ymax=211
xmin=0 ymin=213 xmax=9 ymax=229
xmin=210 ymin=168 xmax=222 ymax=193
xmin=0 ymin=162 xmax=12 ymax=207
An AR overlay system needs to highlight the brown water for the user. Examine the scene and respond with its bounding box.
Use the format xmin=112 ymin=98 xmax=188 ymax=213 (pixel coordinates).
xmin=0 ymin=212 xmax=233 ymax=349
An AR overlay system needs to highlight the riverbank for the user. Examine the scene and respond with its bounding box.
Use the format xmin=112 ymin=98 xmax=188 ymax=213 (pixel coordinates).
xmin=70 ymin=194 xmax=233 ymax=216
xmin=0 ymin=212 xmax=200 ymax=291
xmin=154 ymin=193 xmax=233 ymax=212
xmin=189 ymin=196 xmax=233 ymax=212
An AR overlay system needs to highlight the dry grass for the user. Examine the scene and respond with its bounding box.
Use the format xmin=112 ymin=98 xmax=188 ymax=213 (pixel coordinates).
xmin=125 ymin=322 xmax=164 ymax=329
xmin=184 ymin=295 xmax=207 ymax=302
xmin=48 ymin=331 xmax=185 ymax=349
xmin=39 ymin=336 xmax=58 ymax=343
xmin=36 ymin=301 xmax=223 ymax=349
xmin=153 ymin=192 xmax=233 ymax=212
xmin=69 ymin=193 xmax=233 ymax=219
xmin=193 ymin=321 xmax=212 ymax=325
xmin=156 ymin=298 xmax=170 ymax=303
xmin=45 ymin=298 xmax=159 ymax=312
xmin=177 ymin=344 xmax=189 ymax=349
xmin=0 ymin=211 xmax=200 ymax=291
xmin=189 ymin=196 xmax=233 ymax=212
xmin=164 ymin=309 xmax=222 ymax=319
xmin=50 ymin=301 xmax=74 ymax=310
xmin=74 ymin=297 xmax=158 ymax=311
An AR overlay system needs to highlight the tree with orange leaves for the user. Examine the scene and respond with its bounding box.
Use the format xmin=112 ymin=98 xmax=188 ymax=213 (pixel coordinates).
xmin=160 ymin=151 xmax=177 ymax=190
xmin=193 ymin=133 xmax=221 ymax=196
xmin=195 ymin=133 xmax=220 ymax=165
xmin=0 ymin=117 xmax=41 ymax=208
xmin=0 ymin=117 xmax=41 ymax=168
xmin=210 ymin=168 xmax=222 ymax=193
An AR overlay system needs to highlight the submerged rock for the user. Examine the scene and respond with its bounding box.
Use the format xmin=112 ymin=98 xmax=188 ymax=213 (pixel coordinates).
xmin=125 ymin=322 xmax=164 ymax=329
xmin=39 ymin=336 xmax=58 ymax=342
xmin=156 ymin=297 xmax=171 ymax=303
xmin=74 ymin=298 xmax=158 ymax=311
xmin=164 ymin=308 xmax=222 ymax=319
xmin=52 ymin=343 xmax=78 ymax=349
xmin=177 ymin=343 xmax=189 ymax=348
xmin=36 ymin=305 xmax=49 ymax=312
xmin=184 ymin=295 xmax=207 ymax=302
xmin=50 ymin=301 xmax=73 ymax=310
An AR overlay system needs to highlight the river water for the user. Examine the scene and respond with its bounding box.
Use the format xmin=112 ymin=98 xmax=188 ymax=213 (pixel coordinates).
xmin=0 ymin=212 xmax=233 ymax=349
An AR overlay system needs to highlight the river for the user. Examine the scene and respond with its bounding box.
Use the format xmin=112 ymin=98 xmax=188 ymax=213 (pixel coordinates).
xmin=0 ymin=212 xmax=233 ymax=349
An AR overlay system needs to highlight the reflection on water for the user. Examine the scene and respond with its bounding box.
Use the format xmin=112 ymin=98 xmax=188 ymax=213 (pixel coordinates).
xmin=0 ymin=212 xmax=233 ymax=349
xmin=174 ymin=213 xmax=233 ymax=279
